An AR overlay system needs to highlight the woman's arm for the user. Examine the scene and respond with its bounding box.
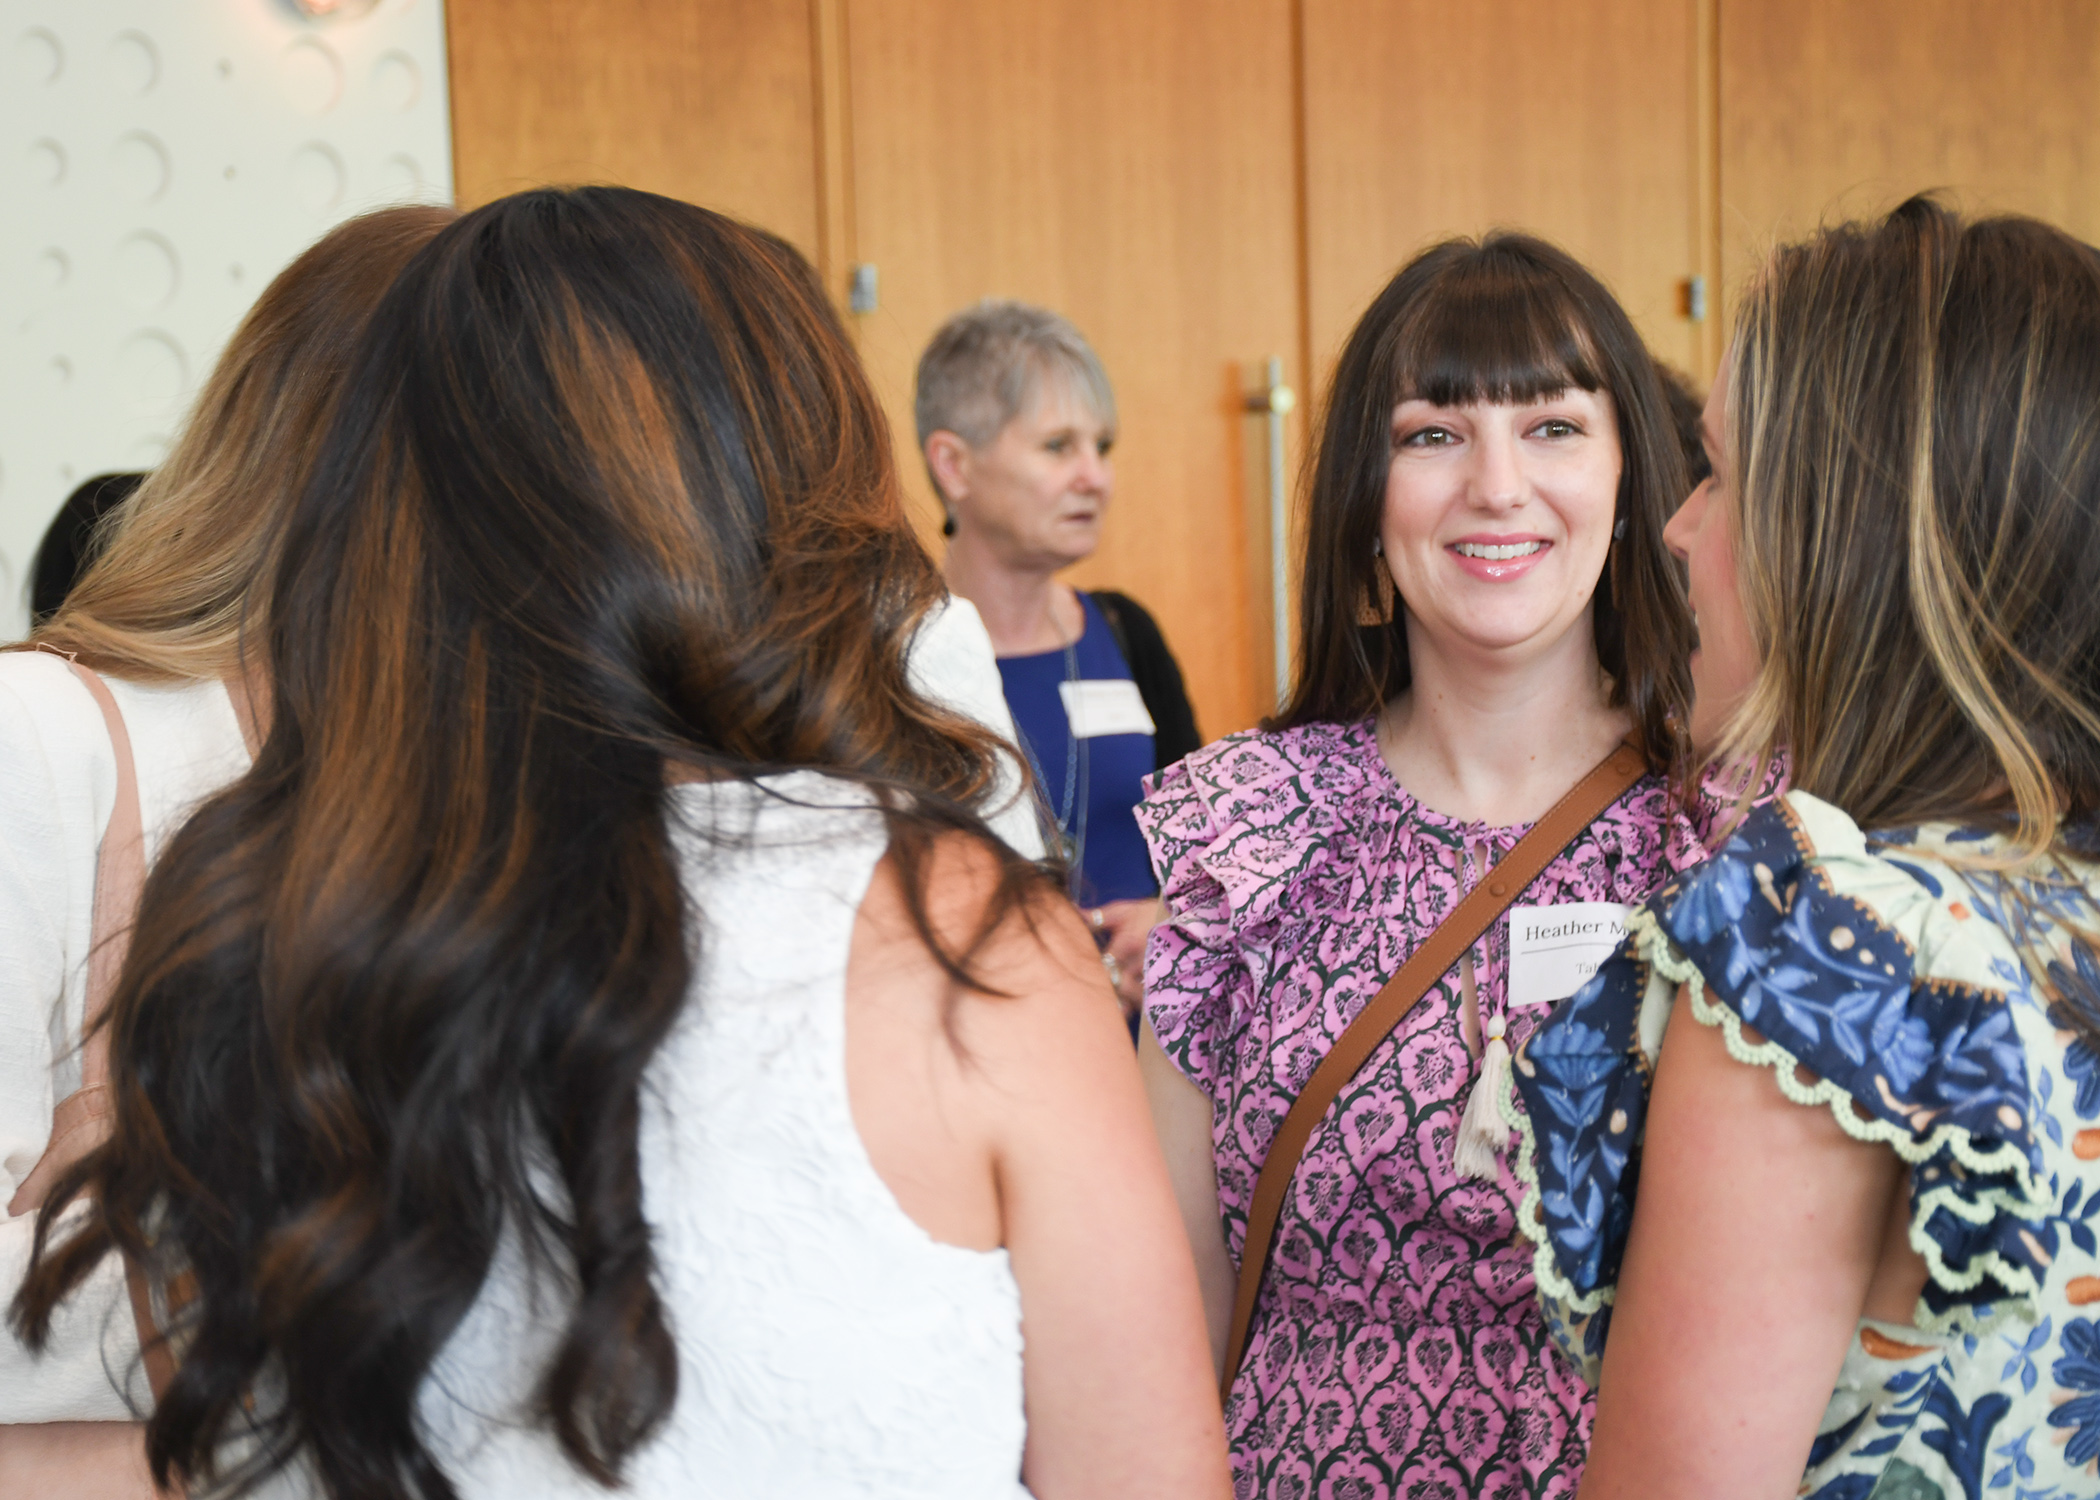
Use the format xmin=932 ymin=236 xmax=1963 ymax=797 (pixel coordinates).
xmin=848 ymin=838 xmax=1228 ymax=1499
xmin=1578 ymin=991 xmax=1904 ymax=1500
xmin=966 ymin=903 xmax=1230 ymax=1499
xmin=1137 ymin=1019 xmax=1234 ymax=1378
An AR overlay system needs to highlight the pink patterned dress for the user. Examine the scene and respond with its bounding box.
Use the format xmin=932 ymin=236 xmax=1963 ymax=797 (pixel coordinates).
xmin=1137 ymin=719 xmax=1710 ymax=1500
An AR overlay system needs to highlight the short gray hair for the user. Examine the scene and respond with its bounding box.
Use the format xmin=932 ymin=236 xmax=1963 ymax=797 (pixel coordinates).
xmin=913 ymin=300 xmax=1117 ymax=452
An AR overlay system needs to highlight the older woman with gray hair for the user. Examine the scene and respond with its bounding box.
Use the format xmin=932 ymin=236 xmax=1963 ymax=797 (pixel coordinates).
xmin=917 ymin=300 xmax=1199 ymax=1015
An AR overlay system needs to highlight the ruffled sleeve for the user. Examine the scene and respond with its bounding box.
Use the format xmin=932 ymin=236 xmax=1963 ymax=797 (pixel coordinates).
xmin=1507 ymin=790 xmax=2054 ymax=1383
xmin=1135 ymin=728 xmax=1350 ymax=1083
xmin=1134 ymin=754 xmax=1247 ymax=1102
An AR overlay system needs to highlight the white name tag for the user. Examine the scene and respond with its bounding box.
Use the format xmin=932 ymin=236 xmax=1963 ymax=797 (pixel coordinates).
xmin=1058 ymin=679 xmax=1155 ymax=739
xmin=1507 ymin=901 xmax=1630 ymax=1007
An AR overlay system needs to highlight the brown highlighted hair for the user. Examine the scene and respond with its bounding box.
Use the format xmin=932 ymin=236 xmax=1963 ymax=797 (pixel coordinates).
xmin=33 ymin=203 xmax=455 ymax=680
xmin=14 ymin=188 xmax=1041 ymax=1497
xmin=1718 ymin=196 xmax=2100 ymax=859
xmin=1278 ymin=233 xmax=1694 ymax=775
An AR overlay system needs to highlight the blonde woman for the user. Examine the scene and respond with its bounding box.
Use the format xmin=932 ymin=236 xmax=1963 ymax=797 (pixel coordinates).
xmin=0 ymin=208 xmax=455 ymax=1495
xmin=1512 ymin=199 xmax=2100 ymax=1497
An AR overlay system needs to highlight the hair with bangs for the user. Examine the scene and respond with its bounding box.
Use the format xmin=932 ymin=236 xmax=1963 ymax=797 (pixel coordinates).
xmin=14 ymin=187 xmax=1045 ymax=1498
xmin=1717 ymin=196 xmax=2100 ymax=874
xmin=1278 ymin=232 xmax=1694 ymax=777
xmin=31 ymin=204 xmax=454 ymax=680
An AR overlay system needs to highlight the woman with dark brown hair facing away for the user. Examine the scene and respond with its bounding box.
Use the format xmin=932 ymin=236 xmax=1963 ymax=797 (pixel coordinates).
xmin=13 ymin=186 xmax=1227 ymax=1500
xmin=0 ymin=204 xmax=454 ymax=1494
xmin=1515 ymin=199 xmax=2100 ymax=1498
xmin=1137 ymin=234 xmax=1701 ymax=1497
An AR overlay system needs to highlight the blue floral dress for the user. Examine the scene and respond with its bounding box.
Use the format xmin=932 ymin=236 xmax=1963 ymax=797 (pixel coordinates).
xmin=1505 ymin=791 xmax=2100 ymax=1499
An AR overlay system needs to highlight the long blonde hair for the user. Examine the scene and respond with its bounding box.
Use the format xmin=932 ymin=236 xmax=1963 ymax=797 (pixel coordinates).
xmin=32 ymin=204 xmax=454 ymax=680
xmin=1718 ymin=196 xmax=2100 ymax=867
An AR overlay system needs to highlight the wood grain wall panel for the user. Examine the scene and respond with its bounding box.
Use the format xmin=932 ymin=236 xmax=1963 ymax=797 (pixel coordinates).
xmin=1302 ymin=0 xmax=1703 ymax=383
xmin=846 ymin=0 xmax=1304 ymax=736
xmin=446 ymin=0 xmax=822 ymax=257
xmin=1720 ymin=1 xmax=2100 ymax=331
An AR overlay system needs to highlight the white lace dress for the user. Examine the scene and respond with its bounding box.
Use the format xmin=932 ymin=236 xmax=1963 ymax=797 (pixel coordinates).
xmin=395 ymin=773 xmax=1031 ymax=1499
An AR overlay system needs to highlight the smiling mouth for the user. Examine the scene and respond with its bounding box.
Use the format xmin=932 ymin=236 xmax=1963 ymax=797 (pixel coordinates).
xmin=1452 ymin=540 xmax=1545 ymax=560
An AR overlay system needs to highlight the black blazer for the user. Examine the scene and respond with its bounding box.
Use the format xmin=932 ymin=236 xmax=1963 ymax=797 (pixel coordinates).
xmin=1088 ymin=590 xmax=1202 ymax=771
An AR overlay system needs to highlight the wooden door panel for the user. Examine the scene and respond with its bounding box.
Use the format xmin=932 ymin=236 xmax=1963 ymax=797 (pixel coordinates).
xmin=1302 ymin=0 xmax=1703 ymax=382
xmin=847 ymin=0 xmax=1303 ymax=736
xmin=1720 ymin=0 xmax=2100 ymax=327
xmin=447 ymin=0 xmax=822 ymax=256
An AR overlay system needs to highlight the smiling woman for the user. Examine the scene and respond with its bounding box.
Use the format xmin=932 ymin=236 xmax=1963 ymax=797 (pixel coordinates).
xmin=1134 ymin=233 xmax=1704 ymax=1500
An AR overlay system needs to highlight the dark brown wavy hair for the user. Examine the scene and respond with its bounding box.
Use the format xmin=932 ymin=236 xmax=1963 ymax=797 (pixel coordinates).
xmin=14 ymin=187 xmax=1041 ymax=1498
xmin=1277 ymin=233 xmax=1694 ymax=776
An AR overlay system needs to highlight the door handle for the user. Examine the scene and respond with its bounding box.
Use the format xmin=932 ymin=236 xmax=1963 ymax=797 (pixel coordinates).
xmin=1245 ymin=357 xmax=1296 ymax=708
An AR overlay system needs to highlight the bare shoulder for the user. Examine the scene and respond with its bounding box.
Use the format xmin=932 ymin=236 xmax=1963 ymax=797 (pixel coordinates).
xmin=849 ymin=831 xmax=1229 ymax=1498
xmin=854 ymin=830 xmax=1119 ymax=1047
xmin=844 ymin=830 xmax=1124 ymax=1250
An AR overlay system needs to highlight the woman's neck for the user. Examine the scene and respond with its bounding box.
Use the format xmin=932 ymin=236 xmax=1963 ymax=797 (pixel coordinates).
xmin=1376 ymin=619 xmax=1630 ymax=827
xmin=945 ymin=542 xmax=1081 ymax=656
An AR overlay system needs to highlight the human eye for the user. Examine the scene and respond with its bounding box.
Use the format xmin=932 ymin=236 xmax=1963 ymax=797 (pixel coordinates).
xmin=1097 ymin=437 xmax=1114 ymax=458
xmin=1529 ymin=416 xmax=1583 ymax=440
xmin=1044 ymin=434 xmax=1072 ymax=455
xmin=1397 ymin=425 xmax=1457 ymax=449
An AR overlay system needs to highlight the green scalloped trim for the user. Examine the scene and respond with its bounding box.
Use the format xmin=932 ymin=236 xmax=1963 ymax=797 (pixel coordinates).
xmin=1502 ymin=908 xmax=2049 ymax=1338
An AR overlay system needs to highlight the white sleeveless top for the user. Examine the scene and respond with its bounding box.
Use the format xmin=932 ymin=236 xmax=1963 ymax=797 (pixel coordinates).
xmin=0 ymin=617 xmax=1032 ymax=1482
xmin=405 ymin=774 xmax=1030 ymax=1499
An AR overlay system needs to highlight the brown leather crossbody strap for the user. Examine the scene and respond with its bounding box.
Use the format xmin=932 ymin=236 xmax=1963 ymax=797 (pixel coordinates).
xmin=1218 ymin=737 xmax=1648 ymax=1399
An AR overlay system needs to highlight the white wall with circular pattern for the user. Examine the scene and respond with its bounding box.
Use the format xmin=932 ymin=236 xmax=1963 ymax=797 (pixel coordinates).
xmin=1 ymin=0 xmax=451 ymax=637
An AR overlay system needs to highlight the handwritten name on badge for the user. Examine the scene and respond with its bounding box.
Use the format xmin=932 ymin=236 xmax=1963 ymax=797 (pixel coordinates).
xmin=1058 ymin=679 xmax=1155 ymax=739
xmin=1507 ymin=901 xmax=1630 ymax=1008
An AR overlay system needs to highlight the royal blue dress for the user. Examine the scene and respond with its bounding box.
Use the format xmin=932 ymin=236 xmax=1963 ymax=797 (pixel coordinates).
xmin=996 ymin=592 xmax=1158 ymax=906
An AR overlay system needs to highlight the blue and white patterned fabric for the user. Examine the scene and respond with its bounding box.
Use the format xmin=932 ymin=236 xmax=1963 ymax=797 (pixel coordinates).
xmin=1505 ymin=790 xmax=2100 ymax=1498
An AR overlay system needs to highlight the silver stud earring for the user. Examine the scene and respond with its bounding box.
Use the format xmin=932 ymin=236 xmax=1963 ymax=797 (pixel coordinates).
xmin=1372 ymin=537 xmax=1384 ymax=556
xmin=1612 ymin=517 xmax=1627 ymax=540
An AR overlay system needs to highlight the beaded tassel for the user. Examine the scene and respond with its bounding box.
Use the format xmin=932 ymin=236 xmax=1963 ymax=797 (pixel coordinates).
xmin=1454 ymin=1010 xmax=1510 ymax=1181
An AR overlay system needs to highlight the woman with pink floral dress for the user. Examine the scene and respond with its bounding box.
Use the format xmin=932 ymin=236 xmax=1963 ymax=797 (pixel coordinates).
xmin=1136 ymin=235 xmax=1703 ymax=1499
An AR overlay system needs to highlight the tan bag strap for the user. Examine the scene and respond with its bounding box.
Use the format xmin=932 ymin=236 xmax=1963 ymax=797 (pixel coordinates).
xmin=8 ymin=652 xmax=178 ymax=1403
xmin=65 ymin=663 xmax=146 ymax=1096
xmin=1218 ymin=737 xmax=1648 ymax=1400
xmin=222 ymin=669 xmax=265 ymax=761
xmin=5 ymin=656 xmax=146 ymax=1215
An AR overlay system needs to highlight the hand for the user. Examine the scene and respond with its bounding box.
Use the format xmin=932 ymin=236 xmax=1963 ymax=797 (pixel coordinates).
xmin=1088 ymin=898 xmax=1167 ymax=1016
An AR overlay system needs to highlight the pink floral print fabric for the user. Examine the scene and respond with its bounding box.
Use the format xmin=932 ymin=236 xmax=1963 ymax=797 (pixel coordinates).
xmin=1137 ymin=719 xmax=1710 ymax=1500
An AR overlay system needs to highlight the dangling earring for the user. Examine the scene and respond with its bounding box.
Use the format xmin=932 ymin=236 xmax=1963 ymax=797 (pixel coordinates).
xmin=1372 ymin=537 xmax=1383 ymax=556
xmin=942 ymin=510 xmax=957 ymax=538
xmin=1612 ymin=517 xmax=1627 ymax=540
